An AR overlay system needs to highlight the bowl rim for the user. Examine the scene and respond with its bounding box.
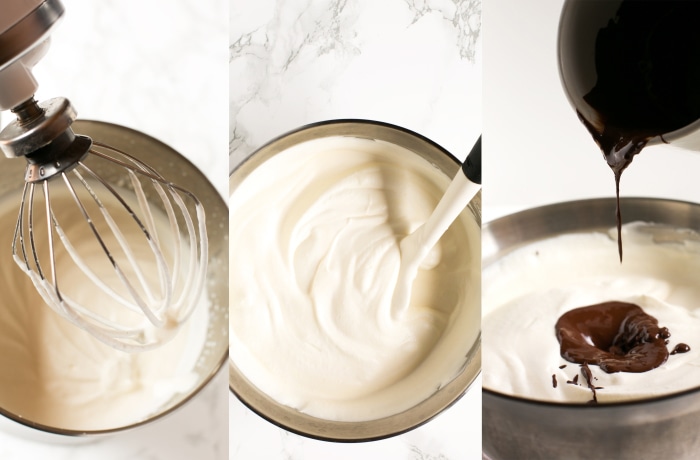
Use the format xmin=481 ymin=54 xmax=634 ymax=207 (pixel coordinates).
xmin=231 ymin=118 xmax=464 ymax=175
xmin=230 ymin=338 xmax=481 ymax=442
xmin=229 ymin=118 xmax=482 ymax=441
xmin=482 ymin=196 xmax=700 ymax=410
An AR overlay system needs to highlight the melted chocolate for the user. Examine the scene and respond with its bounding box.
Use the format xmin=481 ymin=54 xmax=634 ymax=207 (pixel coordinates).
xmin=671 ymin=343 xmax=691 ymax=355
xmin=580 ymin=363 xmax=598 ymax=404
xmin=552 ymin=374 xmax=557 ymax=388
xmin=555 ymin=301 xmax=669 ymax=373
xmin=574 ymin=2 xmax=700 ymax=260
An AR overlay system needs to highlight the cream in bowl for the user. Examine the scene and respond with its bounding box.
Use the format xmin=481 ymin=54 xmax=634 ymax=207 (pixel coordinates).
xmin=229 ymin=120 xmax=480 ymax=440
xmin=0 ymin=121 xmax=228 ymax=439
xmin=0 ymin=187 xmax=209 ymax=429
xmin=484 ymin=222 xmax=699 ymax=404
xmin=482 ymin=198 xmax=700 ymax=460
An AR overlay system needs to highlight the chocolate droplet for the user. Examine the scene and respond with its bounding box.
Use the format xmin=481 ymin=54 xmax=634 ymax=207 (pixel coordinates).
xmin=671 ymin=343 xmax=691 ymax=355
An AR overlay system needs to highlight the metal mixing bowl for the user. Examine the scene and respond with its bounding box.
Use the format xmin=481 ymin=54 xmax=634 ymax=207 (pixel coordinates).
xmin=0 ymin=120 xmax=228 ymax=441
xmin=229 ymin=119 xmax=481 ymax=441
xmin=482 ymin=198 xmax=700 ymax=460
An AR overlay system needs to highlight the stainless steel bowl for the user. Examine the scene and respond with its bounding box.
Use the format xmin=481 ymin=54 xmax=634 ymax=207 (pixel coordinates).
xmin=483 ymin=197 xmax=700 ymax=460
xmin=0 ymin=120 xmax=228 ymax=441
xmin=229 ymin=119 xmax=481 ymax=441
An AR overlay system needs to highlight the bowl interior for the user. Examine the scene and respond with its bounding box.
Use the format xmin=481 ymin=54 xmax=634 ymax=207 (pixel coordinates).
xmin=0 ymin=120 xmax=228 ymax=437
xmin=484 ymin=197 xmax=700 ymax=266
xmin=482 ymin=197 xmax=700 ymax=459
xmin=229 ymin=119 xmax=481 ymax=441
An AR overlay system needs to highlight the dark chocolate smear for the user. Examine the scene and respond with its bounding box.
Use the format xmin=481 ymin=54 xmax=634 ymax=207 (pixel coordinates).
xmin=555 ymin=301 xmax=669 ymax=373
xmin=552 ymin=374 xmax=557 ymax=388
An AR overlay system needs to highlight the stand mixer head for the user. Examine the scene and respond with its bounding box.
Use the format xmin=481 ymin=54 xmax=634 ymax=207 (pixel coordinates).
xmin=0 ymin=0 xmax=208 ymax=351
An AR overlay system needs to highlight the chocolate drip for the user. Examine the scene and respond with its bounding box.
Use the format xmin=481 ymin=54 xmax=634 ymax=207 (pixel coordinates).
xmin=578 ymin=114 xmax=649 ymax=262
xmin=555 ymin=301 xmax=669 ymax=373
xmin=671 ymin=343 xmax=691 ymax=355
xmin=581 ymin=363 xmax=598 ymax=404
xmin=552 ymin=374 xmax=558 ymax=388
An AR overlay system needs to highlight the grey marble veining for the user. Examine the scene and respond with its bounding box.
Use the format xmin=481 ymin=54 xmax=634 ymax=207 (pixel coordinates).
xmin=402 ymin=0 xmax=480 ymax=60
xmin=230 ymin=0 xmax=482 ymax=167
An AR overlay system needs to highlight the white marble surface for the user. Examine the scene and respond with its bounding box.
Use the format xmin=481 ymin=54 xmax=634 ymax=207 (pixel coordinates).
xmin=35 ymin=0 xmax=229 ymax=197
xmin=1 ymin=1 xmax=228 ymax=459
xmin=230 ymin=0 xmax=481 ymax=458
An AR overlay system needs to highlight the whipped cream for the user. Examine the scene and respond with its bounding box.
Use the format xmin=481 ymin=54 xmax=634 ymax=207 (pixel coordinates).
xmin=483 ymin=222 xmax=700 ymax=403
xmin=0 ymin=188 xmax=209 ymax=430
xmin=229 ymin=136 xmax=480 ymax=421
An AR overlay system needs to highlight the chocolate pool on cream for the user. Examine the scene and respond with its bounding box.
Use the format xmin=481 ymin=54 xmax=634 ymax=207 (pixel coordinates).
xmin=229 ymin=135 xmax=480 ymax=422
xmin=483 ymin=222 xmax=700 ymax=404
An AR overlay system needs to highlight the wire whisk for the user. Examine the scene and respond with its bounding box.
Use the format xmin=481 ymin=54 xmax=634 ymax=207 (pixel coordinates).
xmin=12 ymin=138 xmax=208 ymax=352
xmin=0 ymin=0 xmax=209 ymax=352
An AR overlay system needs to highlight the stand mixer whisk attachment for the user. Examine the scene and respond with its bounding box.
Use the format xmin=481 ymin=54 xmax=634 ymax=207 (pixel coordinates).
xmin=0 ymin=0 xmax=208 ymax=351
xmin=1 ymin=97 xmax=209 ymax=351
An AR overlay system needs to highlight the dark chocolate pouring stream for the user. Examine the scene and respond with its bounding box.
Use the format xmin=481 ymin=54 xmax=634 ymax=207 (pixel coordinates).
xmin=575 ymin=1 xmax=700 ymax=261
